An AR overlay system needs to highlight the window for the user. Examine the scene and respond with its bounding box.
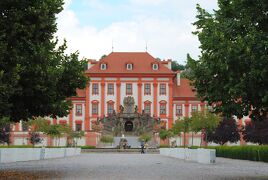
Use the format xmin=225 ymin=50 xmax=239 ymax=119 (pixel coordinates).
xmin=100 ymin=64 xmax=107 ymax=70
xmin=107 ymin=83 xmax=114 ymax=95
xmin=192 ymin=105 xmax=197 ymax=113
xmin=75 ymin=124 xmax=82 ymax=131
xmin=160 ymin=104 xmax=166 ymax=115
xmin=160 ymin=84 xmax=166 ymax=95
xmin=107 ymin=103 xmax=114 ymax=115
xmin=75 ymin=104 xmax=82 ymax=116
xmin=145 ymin=104 xmax=151 ymax=114
xmin=126 ymin=84 xmax=132 ymax=95
xmin=176 ymin=105 xmax=182 ymax=116
xmin=144 ymin=83 xmax=151 ymax=95
xmin=152 ymin=64 xmax=158 ymax=70
xmin=92 ymin=103 xmax=98 ymax=115
xmin=126 ymin=63 xmax=133 ymax=70
xmin=92 ymin=83 xmax=99 ymax=95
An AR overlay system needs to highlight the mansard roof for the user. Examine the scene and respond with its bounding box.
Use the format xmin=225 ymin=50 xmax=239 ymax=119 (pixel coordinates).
xmin=85 ymin=52 xmax=174 ymax=75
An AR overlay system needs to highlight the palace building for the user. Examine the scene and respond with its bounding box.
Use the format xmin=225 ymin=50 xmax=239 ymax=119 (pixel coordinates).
xmin=10 ymin=52 xmax=218 ymax=146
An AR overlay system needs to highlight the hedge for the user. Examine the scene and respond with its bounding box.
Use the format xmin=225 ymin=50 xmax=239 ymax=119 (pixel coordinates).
xmin=206 ymin=145 xmax=268 ymax=163
xmin=80 ymin=146 xmax=96 ymax=149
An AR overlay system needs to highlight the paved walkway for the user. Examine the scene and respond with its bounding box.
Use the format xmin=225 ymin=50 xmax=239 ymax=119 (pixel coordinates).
xmin=1 ymin=153 xmax=268 ymax=180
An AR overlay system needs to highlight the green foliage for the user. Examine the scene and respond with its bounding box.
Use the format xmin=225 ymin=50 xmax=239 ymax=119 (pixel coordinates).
xmin=172 ymin=117 xmax=191 ymax=147
xmin=0 ymin=117 xmax=11 ymax=145
xmin=138 ymin=133 xmax=152 ymax=143
xmin=207 ymin=146 xmax=268 ymax=163
xmin=28 ymin=117 xmax=50 ymax=132
xmin=172 ymin=118 xmax=191 ymax=135
xmin=242 ymin=118 xmax=268 ymax=145
xmin=100 ymin=135 xmax=114 ymax=143
xmin=207 ymin=117 xmax=240 ymax=145
xmin=159 ymin=129 xmax=174 ymax=141
xmin=0 ymin=0 xmax=88 ymax=122
xmin=171 ymin=61 xmax=185 ymax=72
xmin=188 ymin=1 xmax=268 ymax=121
xmin=190 ymin=111 xmax=220 ymax=134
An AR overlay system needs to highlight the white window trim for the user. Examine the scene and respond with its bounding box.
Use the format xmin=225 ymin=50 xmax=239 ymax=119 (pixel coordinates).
xmin=101 ymin=64 xmax=107 ymax=70
xmin=152 ymin=64 xmax=158 ymax=70
xmin=126 ymin=64 xmax=133 ymax=70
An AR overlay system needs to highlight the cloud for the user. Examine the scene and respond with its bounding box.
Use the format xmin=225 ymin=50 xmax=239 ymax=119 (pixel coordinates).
xmin=56 ymin=0 xmax=218 ymax=64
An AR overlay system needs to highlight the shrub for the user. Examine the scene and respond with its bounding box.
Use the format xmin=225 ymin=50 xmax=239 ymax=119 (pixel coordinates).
xmin=100 ymin=135 xmax=114 ymax=143
xmin=138 ymin=133 xmax=152 ymax=142
xmin=206 ymin=145 xmax=268 ymax=162
xmin=81 ymin=146 xmax=96 ymax=149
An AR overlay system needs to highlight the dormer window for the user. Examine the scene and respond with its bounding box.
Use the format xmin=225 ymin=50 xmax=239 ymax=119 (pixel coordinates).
xmin=152 ymin=64 xmax=158 ymax=70
xmin=126 ymin=63 xmax=133 ymax=70
xmin=100 ymin=63 xmax=107 ymax=70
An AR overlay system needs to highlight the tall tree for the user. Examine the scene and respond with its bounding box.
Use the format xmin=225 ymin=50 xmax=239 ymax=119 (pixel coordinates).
xmin=207 ymin=117 xmax=240 ymax=145
xmin=0 ymin=0 xmax=88 ymax=122
xmin=187 ymin=1 xmax=268 ymax=121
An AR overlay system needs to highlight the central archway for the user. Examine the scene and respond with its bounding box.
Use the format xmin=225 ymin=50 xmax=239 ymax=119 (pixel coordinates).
xmin=124 ymin=120 xmax=133 ymax=132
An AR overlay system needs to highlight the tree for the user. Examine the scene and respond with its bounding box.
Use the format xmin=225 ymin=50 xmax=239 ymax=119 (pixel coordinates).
xmin=29 ymin=132 xmax=43 ymax=147
xmin=0 ymin=117 xmax=11 ymax=145
xmin=242 ymin=118 xmax=268 ymax=145
xmin=190 ymin=111 xmax=220 ymax=146
xmin=139 ymin=133 xmax=152 ymax=143
xmin=187 ymin=1 xmax=268 ymax=121
xmin=207 ymin=117 xmax=240 ymax=145
xmin=172 ymin=118 xmax=191 ymax=147
xmin=69 ymin=130 xmax=84 ymax=147
xmin=171 ymin=61 xmax=185 ymax=72
xmin=0 ymin=0 xmax=88 ymax=122
xmin=159 ymin=129 xmax=174 ymax=146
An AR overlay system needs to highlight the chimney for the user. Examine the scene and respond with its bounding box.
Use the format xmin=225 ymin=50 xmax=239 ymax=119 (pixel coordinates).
xmin=87 ymin=59 xmax=96 ymax=69
xmin=176 ymin=71 xmax=180 ymax=86
xmin=167 ymin=59 xmax=172 ymax=70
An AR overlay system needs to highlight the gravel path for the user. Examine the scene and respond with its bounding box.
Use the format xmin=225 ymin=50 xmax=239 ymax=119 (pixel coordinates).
xmin=1 ymin=153 xmax=268 ymax=180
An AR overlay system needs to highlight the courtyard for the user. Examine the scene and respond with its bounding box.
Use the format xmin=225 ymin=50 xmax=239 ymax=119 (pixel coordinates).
xmin=1 ymin=153 xmax=268 ymax=180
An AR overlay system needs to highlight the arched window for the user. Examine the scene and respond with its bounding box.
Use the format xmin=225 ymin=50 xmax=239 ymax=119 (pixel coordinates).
xmin=100 ymin=63 xmax=107 ymax=70
xmin=152 ymin=63 xmax=158 ymax=70
xmin=126 ymin=63 xmax=133 ymax=70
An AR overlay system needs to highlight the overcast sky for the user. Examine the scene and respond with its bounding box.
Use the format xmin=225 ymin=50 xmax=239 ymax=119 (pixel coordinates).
xmin=56 ymin=0 xmax=218 ymax=64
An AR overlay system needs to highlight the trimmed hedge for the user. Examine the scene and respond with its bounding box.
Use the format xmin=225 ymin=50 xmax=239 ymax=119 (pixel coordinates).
xmin=206 ymin=146 xmax=268 ymax=163
xmin=80 ymin=146 xmax=96 ymax=149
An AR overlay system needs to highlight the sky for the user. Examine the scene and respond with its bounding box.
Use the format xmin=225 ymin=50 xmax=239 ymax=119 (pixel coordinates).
xmin=56 ymin=0 xmax=218 ymax=64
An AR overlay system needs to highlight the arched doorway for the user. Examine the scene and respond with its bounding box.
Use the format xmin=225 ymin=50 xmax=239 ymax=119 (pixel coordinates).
xmin=124 ymin=120 xmax=133 ymax=132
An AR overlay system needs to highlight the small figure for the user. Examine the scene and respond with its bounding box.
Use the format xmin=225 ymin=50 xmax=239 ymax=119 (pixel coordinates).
xmin=140 ymin=140 xmax=145 ymax=154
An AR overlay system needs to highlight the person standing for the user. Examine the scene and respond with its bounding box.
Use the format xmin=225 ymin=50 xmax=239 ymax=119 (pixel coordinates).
xmin=140 ymin=140 xmax=145 ymax=154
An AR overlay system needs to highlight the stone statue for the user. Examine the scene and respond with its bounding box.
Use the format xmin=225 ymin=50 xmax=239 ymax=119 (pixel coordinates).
xmin=134 ymin=105 xmax=138 ymax=113
xmin=119 ymin=105 xmax=124 ymax=113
